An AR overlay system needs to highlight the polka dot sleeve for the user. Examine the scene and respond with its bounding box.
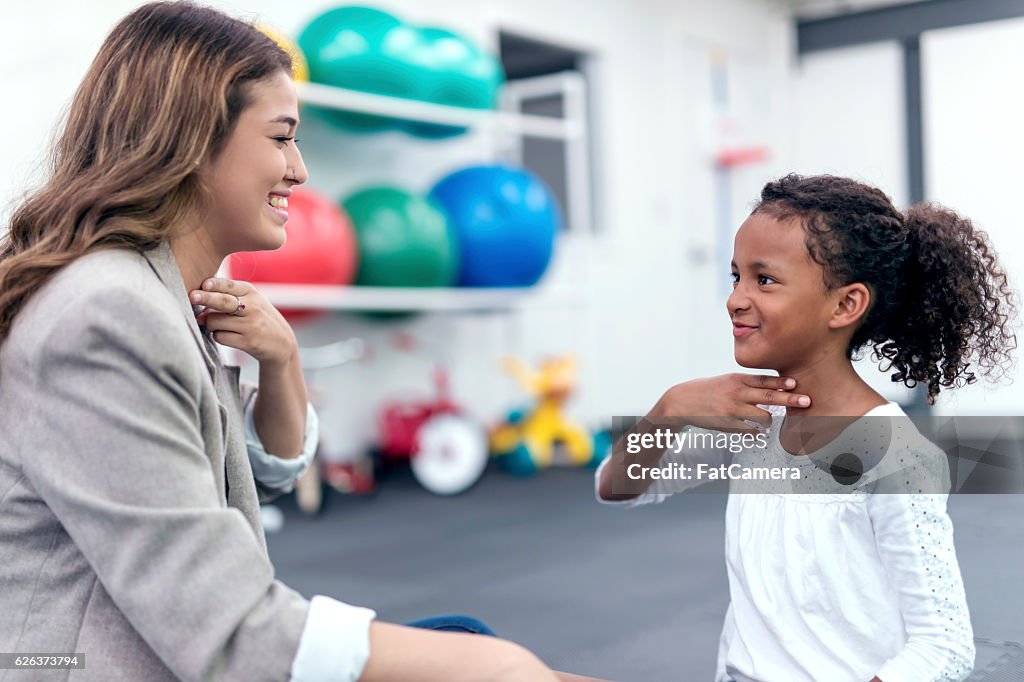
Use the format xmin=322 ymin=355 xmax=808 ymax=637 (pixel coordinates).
xmin=868 ymin=447 xmax=975 ymax=682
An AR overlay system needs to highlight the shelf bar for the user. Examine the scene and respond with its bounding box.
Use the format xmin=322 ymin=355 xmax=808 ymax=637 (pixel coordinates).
xmin=297 ymin=82 xmax=584 ymax=140
xmin=255 ymin=283 xmax=581 ymax=312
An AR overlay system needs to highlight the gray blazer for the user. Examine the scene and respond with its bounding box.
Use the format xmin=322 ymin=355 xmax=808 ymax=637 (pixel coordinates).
xmin=0 ymin=241 xmax=310 ymax=681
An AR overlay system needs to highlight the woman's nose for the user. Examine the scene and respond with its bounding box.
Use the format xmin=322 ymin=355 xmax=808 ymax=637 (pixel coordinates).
xmin=288 ymin=147 xmax=309 ymax=185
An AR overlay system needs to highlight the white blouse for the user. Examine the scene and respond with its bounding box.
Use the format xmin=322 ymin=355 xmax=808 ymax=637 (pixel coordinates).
xmin=597 ymin=402 xmax=975 ymax=682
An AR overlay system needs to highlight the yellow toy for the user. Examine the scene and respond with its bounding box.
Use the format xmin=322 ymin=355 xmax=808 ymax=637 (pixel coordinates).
xmin=491 ymin=355 xmax=609 ymax=475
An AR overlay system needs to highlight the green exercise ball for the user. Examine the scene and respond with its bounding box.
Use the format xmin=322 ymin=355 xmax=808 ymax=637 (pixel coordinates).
xmin=343 ymin=187 xmax=459 ymax=287
xmin=298 ymin=6 xmax=413 ymax=132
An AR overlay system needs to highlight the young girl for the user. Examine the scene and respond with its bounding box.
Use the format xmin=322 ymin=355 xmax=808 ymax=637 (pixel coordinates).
xmin=0 ymin=3 xmax=606 ymax=681
xmin=598 ymin=174 xmax=1018 ymax=682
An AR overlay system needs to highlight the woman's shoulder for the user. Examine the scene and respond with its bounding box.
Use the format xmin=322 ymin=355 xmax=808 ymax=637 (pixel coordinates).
xmin=52 ymin=246 xmax=156 ymax=296
xmin=9 ymin=247 xmax=183 ymax=351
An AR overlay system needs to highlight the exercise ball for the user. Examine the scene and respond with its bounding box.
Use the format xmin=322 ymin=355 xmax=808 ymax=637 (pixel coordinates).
xmin=428 ymin=165 xmax=560 ymax=287
xmin=403 ymin=28 xmax=505 ymax=139
xmin=229 ymin=188 xmax=358 ymax=323
xmin=343 ymin=187 xmax=458 ymax=287
xmin=298 ymin=6 xmax=411 ymax=132
xmin=257 ymin=24 xmax=309 ymax=82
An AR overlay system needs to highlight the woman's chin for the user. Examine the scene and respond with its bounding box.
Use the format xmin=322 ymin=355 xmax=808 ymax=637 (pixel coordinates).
xmin=251 ymin=226 xmax=287 ymax=252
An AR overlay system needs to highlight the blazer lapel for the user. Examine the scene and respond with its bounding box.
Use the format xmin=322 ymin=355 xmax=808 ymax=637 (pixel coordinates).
xmin=141 ymin=241 xmax=229 ymax=502
xmin=140 ymin=241 xmax=267 ymax=549
xmin=141 ymin=240 xmax=219 ymax=385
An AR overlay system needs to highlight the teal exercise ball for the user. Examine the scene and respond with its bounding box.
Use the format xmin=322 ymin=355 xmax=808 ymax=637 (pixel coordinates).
xmin=298 ymin=6 xmax=413 ymax=132
xmin=297 ymin=6 xmax=504 ymax=139
xmin=404 ymin=28 xmax=505 ymax=139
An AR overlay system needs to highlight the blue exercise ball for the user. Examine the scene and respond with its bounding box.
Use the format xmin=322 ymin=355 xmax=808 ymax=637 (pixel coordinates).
xmin=428 ymin=165 xmax=561 ymax=287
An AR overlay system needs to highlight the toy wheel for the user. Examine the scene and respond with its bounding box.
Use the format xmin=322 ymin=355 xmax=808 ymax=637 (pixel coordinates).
xmin=411 ymin=414 xmax=488 ymax=495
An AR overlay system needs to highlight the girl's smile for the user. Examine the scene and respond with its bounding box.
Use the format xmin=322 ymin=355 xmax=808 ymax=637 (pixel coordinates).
xmin=732 ymin=322 xmax=758 ymax=338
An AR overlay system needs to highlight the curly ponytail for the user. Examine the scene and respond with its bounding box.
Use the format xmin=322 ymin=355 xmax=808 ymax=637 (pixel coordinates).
xmin=884 ymin=204 xmax=1018 ymax=403
xmin=755 ymin=174 xmax=1018 ymax=404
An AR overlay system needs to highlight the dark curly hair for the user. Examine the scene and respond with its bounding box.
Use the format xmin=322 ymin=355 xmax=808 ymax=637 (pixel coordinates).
xmin=753 ymin=174 xmax=1018 ymax=405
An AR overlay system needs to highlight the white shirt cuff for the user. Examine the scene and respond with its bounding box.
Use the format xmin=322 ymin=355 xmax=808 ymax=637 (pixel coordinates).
xmin=243 ymin=391 xmax=318 ymax=492
xmin=594 ymin=456 xmax=649 ymax=507
xmin=291 ymin=595 xmax=376 ymax=682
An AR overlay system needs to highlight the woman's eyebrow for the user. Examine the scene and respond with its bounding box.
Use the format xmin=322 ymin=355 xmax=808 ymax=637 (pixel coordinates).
xmin=269 ymin=115 xmax=298 ymax=128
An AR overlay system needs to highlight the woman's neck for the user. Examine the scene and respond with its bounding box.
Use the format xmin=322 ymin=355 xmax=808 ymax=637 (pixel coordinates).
xmin=168 ymin=230 xmax=224 ymax=298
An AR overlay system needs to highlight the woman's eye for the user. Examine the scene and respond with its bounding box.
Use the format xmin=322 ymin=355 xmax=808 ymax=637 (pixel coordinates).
xmin=757 ymin=274 xmax=777 ymax=285
xmin=274 ymin=136 xmax=299 ymax=145
xmin=730 ymin=272 xmax=739 ymax=286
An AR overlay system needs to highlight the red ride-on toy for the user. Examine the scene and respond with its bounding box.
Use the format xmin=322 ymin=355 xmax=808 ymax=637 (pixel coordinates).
xmin=377 ymin=363 xmax=488 ymax=496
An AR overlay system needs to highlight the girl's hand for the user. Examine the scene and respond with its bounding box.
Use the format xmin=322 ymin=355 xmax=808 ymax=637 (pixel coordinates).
xmin=190 ymin=277 xmax=297 ymax=369
xmin=651 ymin=373 xmax=811 ymax=432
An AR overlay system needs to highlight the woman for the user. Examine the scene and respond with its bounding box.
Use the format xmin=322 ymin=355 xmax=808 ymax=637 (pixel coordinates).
xmin=0 ymin=3 xmax=606 ymax=681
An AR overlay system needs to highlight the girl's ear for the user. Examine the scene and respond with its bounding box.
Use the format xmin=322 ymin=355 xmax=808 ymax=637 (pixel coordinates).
xmin=828 ymin=283 xmax=872 ymax=330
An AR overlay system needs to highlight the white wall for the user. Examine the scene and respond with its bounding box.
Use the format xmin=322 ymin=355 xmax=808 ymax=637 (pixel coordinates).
xmin=923 ymin=19 xmax=1024 ymax=416
xmin=3 ymin=0 xmax=795 ymax=460
xmin=791 ymin=42 xmax=908 ymax=207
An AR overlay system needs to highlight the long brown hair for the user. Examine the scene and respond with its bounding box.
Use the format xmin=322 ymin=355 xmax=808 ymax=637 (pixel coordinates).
xmin=0 ymin=1 xmax=292 ymax=342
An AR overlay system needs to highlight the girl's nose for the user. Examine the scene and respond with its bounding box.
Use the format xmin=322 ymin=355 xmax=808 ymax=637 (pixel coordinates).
xmin=726 ymin=285 xmax=750 ymax=316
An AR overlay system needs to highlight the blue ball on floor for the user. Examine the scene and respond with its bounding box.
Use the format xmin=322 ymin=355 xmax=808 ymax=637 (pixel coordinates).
xmin=590 ymin=430 xmax=612 ymax=468
xmin=496 ymin=443 xmax=540 ymax=477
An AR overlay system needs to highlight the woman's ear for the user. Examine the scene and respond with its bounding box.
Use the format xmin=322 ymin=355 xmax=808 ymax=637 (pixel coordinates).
xmin=828 ymin=283 xmax=872 ymax=330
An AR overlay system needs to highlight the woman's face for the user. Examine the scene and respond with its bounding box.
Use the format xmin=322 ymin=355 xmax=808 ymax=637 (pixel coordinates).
xmin=726 ymin=211 xmax=838 ymax=374
xmin=201 ymin=69 xmax=308 ymax=255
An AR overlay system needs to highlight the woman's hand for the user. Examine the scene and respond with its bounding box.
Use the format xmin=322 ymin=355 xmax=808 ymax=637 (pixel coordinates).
xmin=190 ymin=277 xmax=297 ymax=368
xmin=651 ymin=373 xmax=811 ymax=432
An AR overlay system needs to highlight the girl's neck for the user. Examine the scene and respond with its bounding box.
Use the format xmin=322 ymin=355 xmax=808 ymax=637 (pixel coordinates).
xmin=779 ymin=357 xmax=888 ymax=418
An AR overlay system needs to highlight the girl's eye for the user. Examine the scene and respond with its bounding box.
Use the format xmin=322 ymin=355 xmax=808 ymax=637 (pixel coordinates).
xmin=274 ymin=136 xmax=300 ymax=145
xmin=757 ymin=274 xmax=777 ymax=286
xmin=730 ymin=272 xmax=739 ymax=286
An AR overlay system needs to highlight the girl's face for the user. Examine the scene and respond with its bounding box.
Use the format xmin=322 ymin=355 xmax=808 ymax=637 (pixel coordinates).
xmin=201 ymin=69 xmax=308 ymax=255
xmin=727 ymin=211 xmax=839 ymax=374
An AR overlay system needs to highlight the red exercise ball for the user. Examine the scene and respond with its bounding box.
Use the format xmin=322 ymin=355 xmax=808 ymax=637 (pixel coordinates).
xmin=229 ymin=187 xmax=358 ymax=323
